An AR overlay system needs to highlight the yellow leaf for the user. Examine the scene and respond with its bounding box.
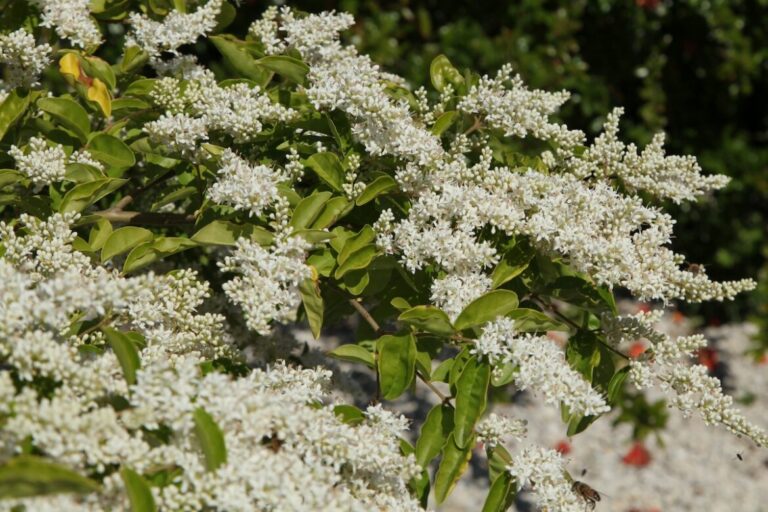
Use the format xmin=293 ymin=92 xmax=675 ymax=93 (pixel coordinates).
xmin=87 ymin=78 xmax=112 ymax=117
xmin=59 ymin=53 xmax=81 ymax=81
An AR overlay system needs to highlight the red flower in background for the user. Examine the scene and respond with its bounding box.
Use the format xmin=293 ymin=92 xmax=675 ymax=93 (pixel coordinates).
xmin=622 ymin=442 xmax=652 ymax=467
xmin=629 ymin=341 xmax=647 ymax=359
xmin=554 ymin=440 xmax=571 ymax=455
xmin=697 ymin=347 xmax=719 ymax=373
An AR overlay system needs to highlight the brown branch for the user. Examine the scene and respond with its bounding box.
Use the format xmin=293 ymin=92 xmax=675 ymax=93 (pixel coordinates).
xmin=94 ymin=209 xmax=196 ymax=227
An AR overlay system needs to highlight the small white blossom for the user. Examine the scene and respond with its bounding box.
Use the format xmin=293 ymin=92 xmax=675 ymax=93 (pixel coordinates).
xmin=30 ymin=0 xmax=102 ymax=48
xmin=0 ymin=29 xmax=51 ymax=88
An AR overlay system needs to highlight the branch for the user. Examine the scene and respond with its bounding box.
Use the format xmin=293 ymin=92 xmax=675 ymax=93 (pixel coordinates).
xmin=93 ymin=209 xmax=196 ymax=227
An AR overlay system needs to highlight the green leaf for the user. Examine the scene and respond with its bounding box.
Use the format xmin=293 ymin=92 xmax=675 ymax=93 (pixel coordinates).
xmin=0 ymin=169 xmax=25 ymax=188
xmin=377 ymin=333 xmax=417 ymax=400
xmin=65 ymin=163 xmax=105 ymax=183
xmin=310 ymin=196 xmax=350 ymax=229
xmin=356 ymin=175 xmax=398 ymax=205
xmin=87 ymin=133 xmax=136 ymax=170
xmin=88 ymin=217 xmax=113 ymax=251
xmin=454 ymin=290 xmax=519 ymax=331
xmin=398 ymin=306 xmax=454 ymax=336
xmin=487 ymin=444 xmax=513 ymax=482
xmin=191 ymin=220 xmax=273 ymax=246
xmin=333 ymin=404 xmax=365 ymax=425
xmin=122 ymin=237 xmax=197 ymax=274
xmin=298 ymin=278 xmax=324 ymax=339
xmin=257 ymin=55 xmax=309 ymax=84
xmin=453 ymin=356 xmax=490 ymax=448
xmin=482 ymin=471 xmax=516 ymax=512
xmin=506 ymin=308 xmax=568 ymax=332
xmin=334 ymin=244 xmax=378 ymax=279
xmin=103 ymin=327 xmax=141 ymax=385
xmin=490 ymin=362 xmax=517 ymax=387
xmin=328 ymin=344 xmax=374 ymax=368
xmin=432 ymin=358 xmax=454 ymax=382
xmin=290 ymin=191 xmax=333 ymax=229
xmin=209 ymin=35 xmax=272 ymax=86
xmin=337 ymin=225 xmax=376 ymax=264
xmin=60 ymin=178 xmax=128 ymax=213
xmin=491 ymin=240 xmax=535 ymax=288
xmin=101 ymin=226 xmax=153 ymax=262
xmin=292 ymin=228 xmax=336 ymax=244
xmin=608 ymin=366 xmax=630 ymax=403
xmin=193 ymin=408 xmax=227 ymax=471
xmin=430 ymin=55 xmax=464 ymax=93
xmin=121 ymin=467 xmax=157 ymax=512
xmin=38 ymin=97 xmax=91 ymax=142
xmin=433 ymin=433 xmax=473 ymax=504
xmin=305 ymin=152 xmax=344 ymax=191
xmin=414 ymin=403 xmax=454 ymax=468
xmin=119 ymin=46 xmax=150 ymax=74
xmin=0 ymin=90 xmax=35 ymax=141
xmin=0 ymin=455 xmax=100 ymax=499
xmin=431 ymin=111 xmax=459 ymax=135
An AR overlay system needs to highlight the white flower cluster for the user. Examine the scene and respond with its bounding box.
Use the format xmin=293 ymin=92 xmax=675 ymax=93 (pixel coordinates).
xmin=126 ymin=0 xmax=224 ymax=60
xmin=29 ymin=0 xmax=102 ymax=48
xmin=0 ymin=29 xmax=51 ymax=88
xmin=458 ymin=63 xmax=584 ymax=148
xmin=9 ymin=137 xmax=68 ymax=187
xmin=506 ymin=444 xmax=584 ymax=511
xmin=220 ymin=234 xmax=312 ymax=336
xmin=604 ymin=310 xmax=768 ymax=446
xmin=0 ymin=214 xmax=422 ymax=511
xmin=476 ymin=413 xmax=527 ymax=449
xmin=475 ymin=318 xmax=610 ymax=417
xmin=206 ymin=149 xmax=285 ymax=217
xmin=561 ymin=107 xmax=731 ymax=203
xmin=144 ymin=112 xmax=209 ymax=157
xmin=430 ymin=272 xmax=492 ymax=321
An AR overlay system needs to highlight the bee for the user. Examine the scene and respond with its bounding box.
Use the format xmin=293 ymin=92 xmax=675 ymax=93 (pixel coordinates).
xmin=685 ymin=263 xmax=704 ymax=276
xmin=572 ymin=480 xmax=601 ymax=511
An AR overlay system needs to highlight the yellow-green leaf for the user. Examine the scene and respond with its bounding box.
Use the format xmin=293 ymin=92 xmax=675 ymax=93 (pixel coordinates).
xmin=0 ymin=455 xmax=100 ymax=499
xmin=377 ymin=333 xmax=416 ymax=400
xmin=193 ymin=408 xmax=227 ymax=471
xmin=101 ymin=226 xmax=153 ymax=262
xmin=121 ymin=468 xmax=157 ymax=512
xmin=454 ymin=290 xmax=519 ymax=331
xmin=433 ymin=433 xmax=473 ymax=504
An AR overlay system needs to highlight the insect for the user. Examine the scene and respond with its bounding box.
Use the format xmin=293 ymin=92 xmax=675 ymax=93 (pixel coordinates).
xmin=685 ymin=263 xmax=705 ymax=276
xmin=572 ymin=480 xmax=601 ymax=511
xmin=736 ymin=452 xmax=743 ymax=461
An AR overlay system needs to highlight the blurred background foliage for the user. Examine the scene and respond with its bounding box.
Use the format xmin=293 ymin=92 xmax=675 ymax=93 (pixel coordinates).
xmin=246 ymin=0 xmax=767 ymax=346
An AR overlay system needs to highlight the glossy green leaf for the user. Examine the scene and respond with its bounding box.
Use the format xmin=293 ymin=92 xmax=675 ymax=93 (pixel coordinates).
xmin=65 ymin=163 xmax=105 ymax=183
xmin=38 ymin=97 xmax=90 ymax=142
xmin=334 ymin=244 xmax=378 ymax=278
xmin=0 ymin=169 xmax=25 ymax=188
xmin=290 ymin=191 xmax=333 ymax=229
xmin=377 ymin=333 xmax=416 ymax=400
xmin=431 ymin=358 xmax=454 ymax=382
xmin=328 ymin=343 xmax=375 ymax=368
xmin=506 ymin=308 xmax=568 ymax=332
xmin=88 ymin=217 xmax=113 ymax=251
xmin=60 ymin=178 xmax=128 ymax=213
xmin=298 ymin=278 xmax=324 ymax=339
xmin=454 ymin=290 xmax=519 ymax=331
xmin=430 ymin=54 xmax=464 ymax=93
xmin=491 ymin=240 xmax=535 ymax=288
xmin=121 ymin=467 xmax=157 ymax=512
xmin=210 ymin=35 xmax=272 ymax=86
xmin=333 ymin=404 xmax=365 ymax=425
xmin=102 ymin=327 xmax=141 ymax=385
xmin=306 ymin=152 xmax=344 ymax=192
xmin=101 ymin=226 xmax=153 ymax=262
xmin=310 ymin=196 xmax=350 ymax=229
xmin=453 ymin=356 xmax=490 ymax=448
xmin=356 ymin=175 xmax=398 ymax=205
xmin=0 ymin=455 xmax=100 ymax=498
xmin=0 ymin=90 xmax=35 ymax=141
xmin=608 ymin=366 xmax=630 ymax=403
xmin=119 ymin=46 xmax=150 ymax=74
xmin=398 ymin=306 xmax=454 ymax=336
xmin=191 ymin=220 xmax=273 ymax=246
xmin=193 ymin=408 xmax=227 ymax=471
xmin=122 ymin=237 xmax=197 ymax=274
xmin=433 ymin=433 xmax=473 ymax=504
xmin=337 ymin=225 xmax=376 ymax=264
xmin=257 ymin=55 xmax=309 ymax=84
xmin=482 ymin=471 xmax=516 ymax=512
xmin=431 ymin=111 xmax=459 ymax=135
xmin=414 ymin=403 xmax=454 ymax=468
xmin=291 ymin=228 xmax=336 ymax=244
xmin=87 ymin=133 xmax=136 ymax=170
xmin=487 ymin=444 xmax=513 ymax=482
xmin=490 ymin=362 xmax=517 ymax=387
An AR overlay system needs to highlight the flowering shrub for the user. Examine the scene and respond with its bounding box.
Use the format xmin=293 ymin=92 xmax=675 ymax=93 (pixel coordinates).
xmin=0 ymin=1 xmax=764 ymax=510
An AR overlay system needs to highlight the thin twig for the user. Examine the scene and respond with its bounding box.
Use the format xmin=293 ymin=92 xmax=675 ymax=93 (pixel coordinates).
xmin=93 ymin=210 xmax=196 ymax=226
xmin=348 ymin=298 xmax=453 ymax=404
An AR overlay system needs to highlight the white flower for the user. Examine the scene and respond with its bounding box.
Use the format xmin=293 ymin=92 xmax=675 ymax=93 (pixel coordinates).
xmin=475 ymin=318 xmax=610 ymax=417
xmin=126 ymin=0 xmax=224 ymax=60
xmin=144 ymin=112 xmax=208 ymax=156
xmin=30 ymin=0 xmax=102 ymax=48
xmin=9 ymin=137 xmax=67 ymax=187
xmin=206 ymin=149 xmax=284 ymax=217
xmin=430 ymin=272 xmax=492 ymax=321
xmin=220 ymin=234 xmax=312 ymax=336
xmin=476 ymin=413 xmax=527 ymax=448
xmin=506 ymin=444 xmax=584 ymax=511
xmin=0 ymin=29 xmax=51 ymax=88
